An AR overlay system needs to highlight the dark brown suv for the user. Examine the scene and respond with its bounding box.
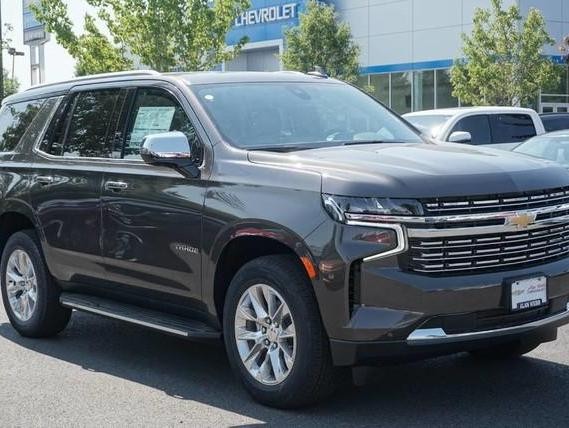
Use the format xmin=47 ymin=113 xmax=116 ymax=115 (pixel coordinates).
xmin=1 ymin=70 xmax=569 ymax=408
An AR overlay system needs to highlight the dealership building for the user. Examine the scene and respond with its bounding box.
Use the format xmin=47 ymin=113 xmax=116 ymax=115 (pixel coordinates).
xmin=224 ymin=0 xmax=569 ymax=113
xmin=14 ymin=0 xmax=569 ymax=113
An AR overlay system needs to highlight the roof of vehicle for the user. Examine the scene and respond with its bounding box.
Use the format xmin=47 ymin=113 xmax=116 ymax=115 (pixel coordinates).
xmin=540 ymin=112 xmax=569 ymax=118
xmin=404 ymin=106 xmax=537 ymax=117
xmin=2 ymin=70 xmax=339 ymax=105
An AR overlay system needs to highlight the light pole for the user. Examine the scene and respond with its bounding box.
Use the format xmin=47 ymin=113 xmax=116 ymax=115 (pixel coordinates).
xmin=7 ymin=47 xmax=24 ymax=81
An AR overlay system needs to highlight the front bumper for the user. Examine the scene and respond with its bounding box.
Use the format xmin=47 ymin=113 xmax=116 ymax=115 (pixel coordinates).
xmin=406 ymin=302 xmax=569 ymax=345
xmin=305 ymin=221 xmax=569 ymax=365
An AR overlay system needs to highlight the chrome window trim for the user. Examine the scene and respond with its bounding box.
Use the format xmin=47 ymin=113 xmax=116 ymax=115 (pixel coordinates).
xmin=345 ymin=221 xmax=407 ymax=262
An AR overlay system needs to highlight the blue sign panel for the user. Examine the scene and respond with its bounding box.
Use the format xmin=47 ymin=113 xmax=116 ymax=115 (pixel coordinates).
xmin=226 ymin=0 xmax=309 ymax=45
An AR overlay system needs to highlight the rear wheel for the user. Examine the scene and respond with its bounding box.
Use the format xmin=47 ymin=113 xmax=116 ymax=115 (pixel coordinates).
xmin=223 ymin=255 xmax=345 ymax=408
xmin=0 ymin=230 xmax=71 ymax=337
xmin=469 ymin=340 xmax=541 ymax=359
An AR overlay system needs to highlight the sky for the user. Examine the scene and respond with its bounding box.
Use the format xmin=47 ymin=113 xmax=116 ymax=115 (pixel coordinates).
xmin=2 ymin=0 xmax=94 ymax=91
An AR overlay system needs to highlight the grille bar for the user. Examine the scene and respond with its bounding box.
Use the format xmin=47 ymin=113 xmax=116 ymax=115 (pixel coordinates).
xmin=408 ymin=222 xmax=569 ymax=274
xmin=422 ymin=187 xmax=569 ymax=215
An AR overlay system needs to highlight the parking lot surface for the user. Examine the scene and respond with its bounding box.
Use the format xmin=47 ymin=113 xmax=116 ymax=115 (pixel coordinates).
xmin=1 ymin=306 xmax=568 ymax=427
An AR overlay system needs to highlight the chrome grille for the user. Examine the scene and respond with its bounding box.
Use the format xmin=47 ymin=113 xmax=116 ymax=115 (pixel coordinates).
xmin=422 ymin=186 xmax=569 ymax=215
xmin=408 ymin=222 xmax=569 ymax=274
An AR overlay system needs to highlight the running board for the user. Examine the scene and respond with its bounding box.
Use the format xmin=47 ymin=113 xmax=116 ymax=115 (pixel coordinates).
xmin=60 ymin=293 xmax=220 ymax=339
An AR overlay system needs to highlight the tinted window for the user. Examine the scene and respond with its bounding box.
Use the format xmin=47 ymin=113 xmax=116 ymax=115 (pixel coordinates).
xmin=124 ymin=88 xmax=201 ymax=162
xmin=490 ymin=114 xmax=536 ymax=144
xmin=191 ymin=82 xmax=422 ymax=149
xmin=450 ymin=115 xmax=491 ymax=145
xmin=0 ymin=99 xmax=45 ymax=152
xmin=61 ymin=90 xmax=121 ymax=158
xmin=541 ymin=116 xmax=569 ymax=133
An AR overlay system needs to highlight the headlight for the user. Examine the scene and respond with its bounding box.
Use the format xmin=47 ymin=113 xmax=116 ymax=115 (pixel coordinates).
xmin=322 ymin=194 xmax=423 ymax=224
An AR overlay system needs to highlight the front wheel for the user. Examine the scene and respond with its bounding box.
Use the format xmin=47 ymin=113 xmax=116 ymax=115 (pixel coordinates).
xmin=0 ymin=230 xmax=71 ymax=338
xmin=223 ymin=255 xmax=346 ymax=408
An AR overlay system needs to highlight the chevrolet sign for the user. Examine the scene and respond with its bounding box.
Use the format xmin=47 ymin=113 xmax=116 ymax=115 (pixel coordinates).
xmin=234 ymin=3 xmax=298 ymax=27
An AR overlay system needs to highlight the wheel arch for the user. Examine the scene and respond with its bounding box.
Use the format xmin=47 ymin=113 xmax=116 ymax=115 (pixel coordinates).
xmin=208 ymin=222 xmax=318 ymax=324
xmin=0 ymin=202 xmax=39 ymax=260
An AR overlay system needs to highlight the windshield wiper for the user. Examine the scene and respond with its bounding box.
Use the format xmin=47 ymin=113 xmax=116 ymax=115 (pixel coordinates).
xmin=247 ymin=145 xmax=319 ymax=153
xmin=341 ymin=140 xmax=409 ymax=146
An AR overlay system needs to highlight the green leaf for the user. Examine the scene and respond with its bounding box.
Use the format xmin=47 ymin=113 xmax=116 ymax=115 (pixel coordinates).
xmin=451 ymin=0 xmax=558 ymax=107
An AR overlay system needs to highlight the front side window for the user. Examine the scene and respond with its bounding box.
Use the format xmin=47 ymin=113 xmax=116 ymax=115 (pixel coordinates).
xmin=191 ymin=82 xmax=422 ymax=150
xmin=0 ymin=98 xmax=46 ymax=152
xmin=450 ymin=115 xmax=491 ymax=145
xmin=124 ymin=88 xmax=201 ymax=162
xmin=490 ymin=114 xmax=536 ymax=144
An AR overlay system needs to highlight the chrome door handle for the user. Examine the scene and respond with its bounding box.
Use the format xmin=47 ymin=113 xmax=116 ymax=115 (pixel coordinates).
xmin=104 ymin=181 xmax=129 ymax=191
xmin=36 ymin=176 xmax=54 ymax=185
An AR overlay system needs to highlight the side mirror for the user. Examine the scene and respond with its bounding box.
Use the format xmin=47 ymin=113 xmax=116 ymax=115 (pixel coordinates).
xmin=448 ymin=131 xmax=472 ymax=144
xmin=140 ymin=131 xmax=199 ymax=178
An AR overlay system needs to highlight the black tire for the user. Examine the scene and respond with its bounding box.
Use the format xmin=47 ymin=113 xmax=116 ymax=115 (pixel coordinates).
xmin=223 ymin=254 xmax=347 ymax=408
xmin=0 ymin=230 xmax=71 ymax=338
xmin=469 ymin=340 xmax=540 ymax=359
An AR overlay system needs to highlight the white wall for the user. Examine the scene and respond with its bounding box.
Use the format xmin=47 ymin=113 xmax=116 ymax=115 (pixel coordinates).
xmin=334 ymin=0 xmax=563 ymax=70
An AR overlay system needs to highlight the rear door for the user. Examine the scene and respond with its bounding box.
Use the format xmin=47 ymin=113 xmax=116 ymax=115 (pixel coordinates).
xmin=488 ymin=114 xmax=537 ymax=150
xmin=100 ymin=84 xmax=206 ymax=310
xmin=32 ymin=87 xmax=125 ymax=285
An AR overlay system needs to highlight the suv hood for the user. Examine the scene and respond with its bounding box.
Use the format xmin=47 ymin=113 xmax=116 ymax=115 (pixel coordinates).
xmin=248 ymin=143 xmax=569 ymax=198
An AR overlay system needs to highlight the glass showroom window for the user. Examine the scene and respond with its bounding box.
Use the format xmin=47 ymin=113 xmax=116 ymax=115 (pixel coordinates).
xmin=370 ymin=74 xmax=390 ymax=105
xmin=435 ymin=69 xmax=459 ymax=109
xmin=413 ymin=70 xmax=434 ymax=111
xmin=391 ymin=72 xmax=412 ymax=114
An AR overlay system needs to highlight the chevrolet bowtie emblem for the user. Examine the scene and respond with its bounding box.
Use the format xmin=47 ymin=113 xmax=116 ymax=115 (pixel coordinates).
xmin=506 ymin=212 xmax=537 ymax=230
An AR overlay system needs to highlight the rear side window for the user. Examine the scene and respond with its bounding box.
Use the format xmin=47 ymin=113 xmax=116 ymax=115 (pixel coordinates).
xmin=490 ymin=114 xmax=536 ymax=144
xmin=0 ymin=99 xmax=45 ymax=152
xmin=450 ymin=115 xmax=491 ymax=145
xmin=61 ymin=90 xmax=121 ymax=158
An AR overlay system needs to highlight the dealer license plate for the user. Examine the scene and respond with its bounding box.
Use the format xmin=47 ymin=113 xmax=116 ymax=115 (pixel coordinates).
xmin=511 ymin=276 xmax=547 ymax=311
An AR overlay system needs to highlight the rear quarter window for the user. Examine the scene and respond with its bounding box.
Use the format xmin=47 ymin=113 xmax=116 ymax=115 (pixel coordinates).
xmin=490 ymin=114 xmax=536 ymax=144
xmin=0 ymin=99 xmax=46 ymax=152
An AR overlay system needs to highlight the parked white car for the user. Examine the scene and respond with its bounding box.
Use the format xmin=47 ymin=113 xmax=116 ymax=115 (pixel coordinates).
xmin=404 ymin=107 xmax=546 ymax=150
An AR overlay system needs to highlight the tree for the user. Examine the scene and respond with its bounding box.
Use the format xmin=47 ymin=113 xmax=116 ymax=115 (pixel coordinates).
xmin=3 ymin=70 xmax=20 ymax=97
xmin=32 ymin=0 xmax=250 ymax=75
xmin=281 ymin=0 xmax=360 ymax=83
xmin=32 ymin=0 xmax=132 ymax=76
xmin=2 ymin=24 xmax=21 ymax=99
xmin=451 ymin=0 xmax=557 ymax=106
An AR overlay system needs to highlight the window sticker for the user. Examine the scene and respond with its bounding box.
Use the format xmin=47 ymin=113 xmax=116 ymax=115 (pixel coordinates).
xmin=130 ymin=106 xmax=176 ymax=144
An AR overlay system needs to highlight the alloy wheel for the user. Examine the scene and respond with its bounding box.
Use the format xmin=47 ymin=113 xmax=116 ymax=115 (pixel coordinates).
xmin=234 ymin=283 xmax=297 ymax=385
xmin=5 ymin=249 xmax=38 ymax=322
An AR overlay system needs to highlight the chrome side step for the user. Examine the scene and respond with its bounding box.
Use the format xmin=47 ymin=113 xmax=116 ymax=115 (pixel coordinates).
xmin=60 ymin=293 xmax=220 ymax=339
xmin=406 ymin=303 xmax=569 ymax=346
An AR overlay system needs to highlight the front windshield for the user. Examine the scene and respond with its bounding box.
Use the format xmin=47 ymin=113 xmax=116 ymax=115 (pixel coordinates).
xmin=191 ymin=82 xmax=422 ymax=150
xmin=404 ymin=114 xmax=452 ymax=138
xmin=514 ymin=135 xmax=569 ymax=167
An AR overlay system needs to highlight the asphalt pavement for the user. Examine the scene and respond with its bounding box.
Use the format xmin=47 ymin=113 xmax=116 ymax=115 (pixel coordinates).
xmin=1 ymin=305 xmax=568 ymax=427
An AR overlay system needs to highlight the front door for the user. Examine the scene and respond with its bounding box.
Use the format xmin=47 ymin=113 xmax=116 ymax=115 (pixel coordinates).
xmin=100 ymin=86 xmax=205 ymax=307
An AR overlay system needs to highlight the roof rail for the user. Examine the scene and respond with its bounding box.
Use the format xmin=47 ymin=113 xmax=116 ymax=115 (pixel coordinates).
xmin=25 ymin=70 xmax=161 ymax=92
